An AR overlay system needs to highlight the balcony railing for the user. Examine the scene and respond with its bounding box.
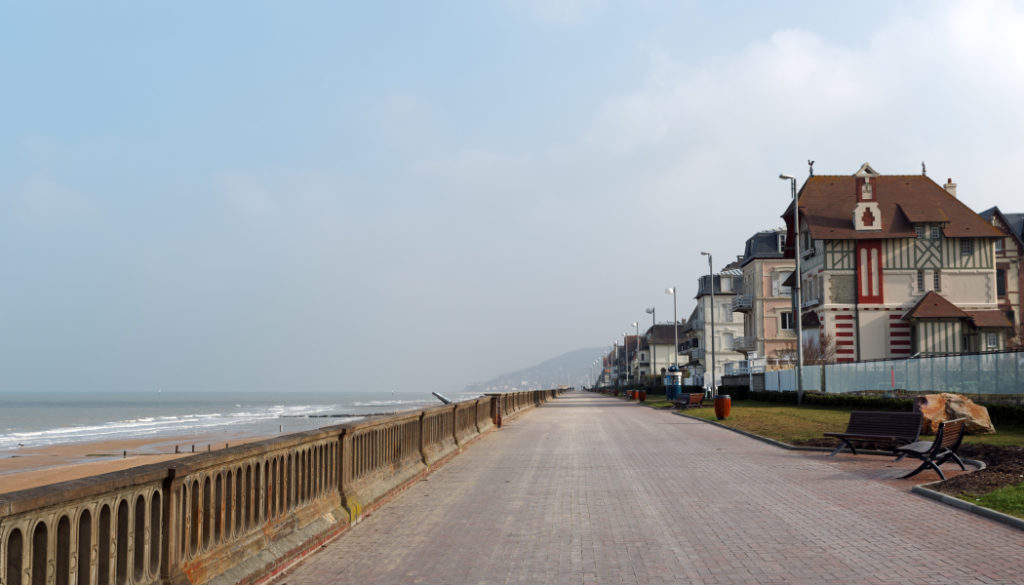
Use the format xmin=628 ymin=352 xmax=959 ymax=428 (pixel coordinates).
xmin=801 ymin=295 xmax=821 ymax=309
xmin=731 ymin=295 xmax=752 ymax=312
xmin=733 ymin=336 xmax=756 ymax=352
xmin=724 ymin=359 xmax=766 ymax=376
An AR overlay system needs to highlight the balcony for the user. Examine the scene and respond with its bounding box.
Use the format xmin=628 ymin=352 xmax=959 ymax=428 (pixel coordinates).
xmin=801 ymin=295 xmax=821 ymax=309
xmin=690 ymin=348 xmax=705 ymax=360
xmin=733 ymin=336 xmax=756 ymax=352
xmin=731 ymin=295 xmax=753 ymax=312
xmin=724 ymin=359 xmax=766 ymax=376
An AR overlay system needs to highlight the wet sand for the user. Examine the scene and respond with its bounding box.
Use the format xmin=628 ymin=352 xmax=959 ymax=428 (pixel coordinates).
xmin=0 ymin=433 xmax=269 ymax=494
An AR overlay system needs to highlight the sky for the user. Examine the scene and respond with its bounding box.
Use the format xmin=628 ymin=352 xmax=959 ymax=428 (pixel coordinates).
xmin=2 ymin=0 xmax=1024 ymax=395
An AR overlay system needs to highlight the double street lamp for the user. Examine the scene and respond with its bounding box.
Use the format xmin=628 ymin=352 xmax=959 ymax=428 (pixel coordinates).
xmin=645 ymin=306 xmax=656 ymax=378
xmin=665 ymin=287 xmax=679 ymax=368
xmin=700 ymin=251 xmax=716 ymax=396
xmin=780 ymin=173 xmax=805 ymax=404
xmin=632 ymin=321 xmax=640 ymax=382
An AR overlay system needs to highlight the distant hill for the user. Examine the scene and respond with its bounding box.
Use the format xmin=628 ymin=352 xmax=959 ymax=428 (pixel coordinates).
xmin=464 ymin=347 xmax=605 ymax=393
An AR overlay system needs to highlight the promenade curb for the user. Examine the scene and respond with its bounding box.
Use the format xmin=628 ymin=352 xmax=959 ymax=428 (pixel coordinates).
xmin=667 ymin=407 xmax=1022 ymax=532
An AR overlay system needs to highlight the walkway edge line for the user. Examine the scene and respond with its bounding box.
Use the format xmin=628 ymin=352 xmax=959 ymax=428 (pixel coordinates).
xmin=670 ymin=410 xmax=1019 ymax=532
xmin=911 ymin=484 xmax=1024 ymax=532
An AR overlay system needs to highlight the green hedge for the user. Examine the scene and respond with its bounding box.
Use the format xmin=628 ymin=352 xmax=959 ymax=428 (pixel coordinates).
xmin=987 ymin=404 xmax=1024 ymax=427
xmin=741 ymin=391 xmax=1024 ymax=424
xmin=746 ymin=390 xmax=913 ymax=411
xmin=717 ymin=384 xmax=749 ymax=400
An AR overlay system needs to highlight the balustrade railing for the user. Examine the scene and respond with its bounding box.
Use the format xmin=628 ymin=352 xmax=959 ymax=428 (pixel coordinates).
xmin=0 ymin=390 xmax=562 ymax=585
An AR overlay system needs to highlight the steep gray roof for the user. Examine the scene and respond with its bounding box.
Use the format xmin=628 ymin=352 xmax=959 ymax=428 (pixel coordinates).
xmin=740 ymin=230 xmax=786 ymax=266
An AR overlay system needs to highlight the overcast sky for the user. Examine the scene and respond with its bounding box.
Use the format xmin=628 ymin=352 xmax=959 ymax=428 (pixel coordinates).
xmin=2 ymin=1 xmax=1023 ymax=395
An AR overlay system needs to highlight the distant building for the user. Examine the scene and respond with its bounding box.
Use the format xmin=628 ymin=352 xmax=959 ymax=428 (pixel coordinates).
xmin=978 ymin=206 xmax=1023 ymax=347
xmin=685 ymin=264 xmax=745 ymax=387
xmin=784 ymin=163 xmax=1012 ymax=360
xmin=644 ymin=323 xmax=686 ymax=379
xmin=730 ymin=229 xmax=798 ymax=371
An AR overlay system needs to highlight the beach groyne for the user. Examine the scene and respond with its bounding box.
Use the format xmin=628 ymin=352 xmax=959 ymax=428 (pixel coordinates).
xmin=0 ymin=389 xmax=561 ymax=585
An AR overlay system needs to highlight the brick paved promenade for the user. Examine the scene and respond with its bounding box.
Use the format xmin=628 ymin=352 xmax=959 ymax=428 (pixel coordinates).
xmin=274 ymin=392 xmax=1023 ymax=585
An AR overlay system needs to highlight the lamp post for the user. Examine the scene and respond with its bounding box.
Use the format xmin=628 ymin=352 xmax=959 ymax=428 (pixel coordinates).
xmin=645 ymin=306 xmax=656 ymax=378
xmin=623 ymin=332 xmax=630 ymax=384
xmin=632 ymin=321 xmax=640 ymax=381
xmin=665 ymin=287 xmax=678 ymax=368
xmin=780 ymin=173 xmax=805 ymax=405
xmin=700 ymin=251 xmax=717 ymax=396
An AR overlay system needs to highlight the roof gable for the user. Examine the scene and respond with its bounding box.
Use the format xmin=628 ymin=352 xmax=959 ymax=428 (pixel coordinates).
xmin=792 ymin=166 xmax=1003 ymax=241
xmin=902 ymin=291 xmax=970 ymax=321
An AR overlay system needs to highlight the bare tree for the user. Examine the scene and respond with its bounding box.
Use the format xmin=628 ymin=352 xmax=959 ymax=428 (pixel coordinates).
xmin=772 ymin=331 xmax=836 ymax=365
xmin=803 ymin=331 xmax=837 ymax=365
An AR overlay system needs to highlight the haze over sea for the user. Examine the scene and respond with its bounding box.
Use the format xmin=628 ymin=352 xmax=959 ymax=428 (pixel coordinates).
xmin=0 ymin=390 xmax=482 ymax=454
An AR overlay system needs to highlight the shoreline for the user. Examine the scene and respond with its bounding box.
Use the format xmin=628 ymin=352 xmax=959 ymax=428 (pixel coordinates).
xmin=0 ymin=431 xmax=271 ymax=494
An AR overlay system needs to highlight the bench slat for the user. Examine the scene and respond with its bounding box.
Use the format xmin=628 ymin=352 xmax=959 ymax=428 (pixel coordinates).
xmin=825 ymin=411 xmax=922 ymax=456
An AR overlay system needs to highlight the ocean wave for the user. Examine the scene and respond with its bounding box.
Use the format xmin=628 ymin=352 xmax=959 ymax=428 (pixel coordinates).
xmin=0 ymin=403 xmax=353 ymax=450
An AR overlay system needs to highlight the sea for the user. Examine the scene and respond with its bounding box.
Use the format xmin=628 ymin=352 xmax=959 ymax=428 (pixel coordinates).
xmin=0 ymin=389 xmax=484 ymax=454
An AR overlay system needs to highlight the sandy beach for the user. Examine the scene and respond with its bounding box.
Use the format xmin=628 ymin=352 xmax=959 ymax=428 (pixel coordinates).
xmin=0 ymin=433 xmax=268 ymax=494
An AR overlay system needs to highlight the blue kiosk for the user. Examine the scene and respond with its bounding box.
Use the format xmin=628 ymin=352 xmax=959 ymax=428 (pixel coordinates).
xmin=664 ymin=365 xmax=683 ymax=402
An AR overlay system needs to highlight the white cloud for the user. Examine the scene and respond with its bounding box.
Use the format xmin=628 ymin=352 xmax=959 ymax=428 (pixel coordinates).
xmin=508 ymin=0 xmax=606 ymax=25
xmin=12 ymin=176 xmax=100 ymax=229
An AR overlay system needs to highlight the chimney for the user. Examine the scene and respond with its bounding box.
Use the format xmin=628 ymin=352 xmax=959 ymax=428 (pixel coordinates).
xmin=944 ymin=178 xmax=957 ymax=198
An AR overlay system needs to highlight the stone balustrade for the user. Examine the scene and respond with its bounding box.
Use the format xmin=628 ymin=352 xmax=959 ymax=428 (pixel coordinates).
xmin=0 ymin=390 xmax=561 ymax=585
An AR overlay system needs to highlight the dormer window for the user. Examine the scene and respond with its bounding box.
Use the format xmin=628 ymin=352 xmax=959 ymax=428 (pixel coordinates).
xmin=915 ymin=226 xmax=924 ymax=238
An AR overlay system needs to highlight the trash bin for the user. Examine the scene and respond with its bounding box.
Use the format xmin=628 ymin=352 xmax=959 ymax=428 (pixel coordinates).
xmin=714 ymin=394 xmax=731 ymax=420
xmin=664 ymin=366 xmax=683 ymax=402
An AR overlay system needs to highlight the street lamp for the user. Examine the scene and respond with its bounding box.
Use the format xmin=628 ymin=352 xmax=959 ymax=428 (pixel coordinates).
xmin=700 ymin=251 xmax=717 ymax=396
xmin=632 ymin=321 xmax=640 ymax=381
xmin=665 ymin=287 xmax=678 ymax=368
xmin=645 ymin=307 xmax=656 ymax=378
xmin=780 ymin=173 xmax=805 ymax=405
xmin=623 ymin=333 xmax=630 ymax=384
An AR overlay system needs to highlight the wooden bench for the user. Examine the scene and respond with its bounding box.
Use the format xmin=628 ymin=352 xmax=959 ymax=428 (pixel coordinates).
xmin=824 ymin=411 xmax=923 ymax=456
xmin=893 ymin=418 xmax=968 ymax=480
xmin=673 ymin=393 xmax=705 ymax=409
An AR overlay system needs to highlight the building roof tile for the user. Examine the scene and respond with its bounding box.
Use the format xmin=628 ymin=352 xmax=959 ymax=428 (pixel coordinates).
xmin=788 ymin=173 xmax=1003 ymax=241
xmin=966 ymin=310 xmax=1014 ymax=329
xmin=902 ymin=291 xmax=970 ymax=320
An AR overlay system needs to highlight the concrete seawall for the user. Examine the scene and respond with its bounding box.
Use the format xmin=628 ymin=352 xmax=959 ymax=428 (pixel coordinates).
xmin=0 ymin=390 xmax=561 ymax=585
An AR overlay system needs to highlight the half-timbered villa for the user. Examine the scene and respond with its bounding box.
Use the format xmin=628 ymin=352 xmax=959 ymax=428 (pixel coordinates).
xmin=783 ymin=163 xmax=1012 ymax=361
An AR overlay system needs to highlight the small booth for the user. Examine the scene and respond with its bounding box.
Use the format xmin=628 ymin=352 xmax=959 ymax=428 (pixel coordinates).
xmin=664 ymin=365 xmax=683 ymax=402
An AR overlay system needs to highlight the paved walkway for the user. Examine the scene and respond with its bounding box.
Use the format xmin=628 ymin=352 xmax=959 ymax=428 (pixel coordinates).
xmin=274 ymin=392 xmax=1024 ymax=585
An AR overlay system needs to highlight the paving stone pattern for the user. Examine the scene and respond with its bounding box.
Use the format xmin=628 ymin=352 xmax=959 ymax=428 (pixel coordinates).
xmin=273 ymin=392 xmax=1024 ymax=585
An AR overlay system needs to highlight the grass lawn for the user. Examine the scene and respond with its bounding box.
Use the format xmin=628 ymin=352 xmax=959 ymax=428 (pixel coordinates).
xmin=962 ymin=484 xmax=1024 ymax=518
xmin=654 ymin=398 xmax=1024 ymax=519
xmin=673 ymin=399 xmax=1024 ymax=447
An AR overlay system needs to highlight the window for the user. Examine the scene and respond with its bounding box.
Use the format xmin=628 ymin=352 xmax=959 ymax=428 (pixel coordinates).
xmin=930 ymin=226 xmax=941 ymax=239
xmin=917 ymin=270 xmax=925 ymax=292
xmin=960 ymin=239 xmax=974 ymax=256
xmin=915 ymin=225 xmax=924 ymax=238
xmin=773 ymin=271 xmax=793 ymax=296
xmin=986 ymin=332 xmax=998 ymax=349
xmin=722 ymin=304 xmax=733 ymax=322
xmin=722 ymin=333 xmax=734 ymax=350
xmin=996 ymin=238 xmax=1004 ymax=253
xmin=780 ymin=311 xmax=794 ymax=331
xmin=933 ymin=270 xmax=941 ymax=291
xmin=997 ymin=269 xmax=1007 ymax=297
